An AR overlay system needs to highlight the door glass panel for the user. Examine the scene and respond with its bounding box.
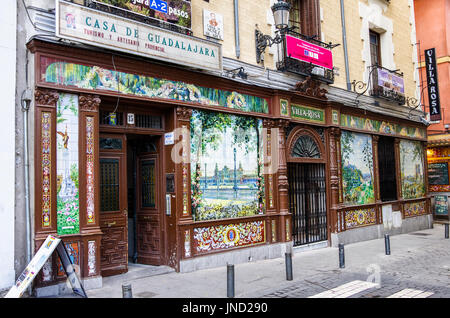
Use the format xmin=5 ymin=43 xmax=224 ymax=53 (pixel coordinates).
xmin=100 ymin=158 xmax=120 ymax=212
xmin=141 ymin=160 xmax=156 ymax=208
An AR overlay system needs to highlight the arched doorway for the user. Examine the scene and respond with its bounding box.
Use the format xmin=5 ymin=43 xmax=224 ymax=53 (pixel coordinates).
xmin=287 ymin=128 xmax=327 ymax=246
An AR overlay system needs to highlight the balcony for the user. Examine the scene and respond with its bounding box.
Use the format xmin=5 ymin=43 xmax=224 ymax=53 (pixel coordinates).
xmin=369 ymin=65 xmax=406 ymax=105
xmin=275 ymin=29 xmax=337 ymax=84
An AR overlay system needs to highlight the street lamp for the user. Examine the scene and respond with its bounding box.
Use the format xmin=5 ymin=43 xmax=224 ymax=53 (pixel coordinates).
xmin=255 ymin=0 xmax=292 ymax=63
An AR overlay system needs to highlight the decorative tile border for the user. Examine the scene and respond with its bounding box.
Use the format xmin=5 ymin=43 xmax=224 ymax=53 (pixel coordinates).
xmin=404 ymin=201 xmax=426 ymax=218
xmin=344 ymin=207 xmax=377 ymax=229
xmin=271 ymin=219 xmax=277 ymax=243
xmin=87 ymin=240 xmax=96 ymax=276
xmin=430 ymin=185 xmax=450 ymax=192
xmin=193 ymin=221 xmax=265 ymax=253
xmin=286 ymin=218 xmax=291 ymax=241
xmin=341 ymin=114 xmax=426 ymax=139
xmin=182 ymin=125 xmax=189 ymax=216
xmin=184 ymin=230 xmax=191 ymax=258
xmin=41 ymin=57 xmax=269 ymax=114
xmin=41 ymin=112 xmax=52 ymax=228
xmin=86 ymin=116 xmax=95 ymax=224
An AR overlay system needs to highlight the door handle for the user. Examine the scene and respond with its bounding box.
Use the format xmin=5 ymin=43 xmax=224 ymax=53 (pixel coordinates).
xmin=123 ymin=209 xmax=128 ymax=215
xmin=106 ymin=221 xmax=116 ymax=227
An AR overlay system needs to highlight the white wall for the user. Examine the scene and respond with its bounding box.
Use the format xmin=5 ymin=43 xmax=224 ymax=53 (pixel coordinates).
xmin=0 ymin=0 xmax=17 ymax=290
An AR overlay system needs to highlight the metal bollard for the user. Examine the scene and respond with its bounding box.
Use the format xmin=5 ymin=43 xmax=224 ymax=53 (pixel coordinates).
xmin=227 ymin=264 xmax=235 ymax=298
xmin=285 ymin=252 xmax=293 ymax=281
xmin=445 ymin=224 xmax=449 ymax=239
xmin=122 ymin=283 xmax=133 ymax=298
xmin=384 ymin=234 xmax=391 ymax=255
xmin=338 ymin=243 xmax=345 ymax=268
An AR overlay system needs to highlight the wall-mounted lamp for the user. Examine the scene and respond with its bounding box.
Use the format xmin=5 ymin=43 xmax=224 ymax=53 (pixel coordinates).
xmin=255 ymin=0 xmax=293 ymax=63
xmin=225 ymin=67 xmax=248 ymax=80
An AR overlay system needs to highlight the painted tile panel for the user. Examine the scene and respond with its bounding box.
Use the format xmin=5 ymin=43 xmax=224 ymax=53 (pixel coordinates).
xmin=56 ymin=93 xmax=80 ymax=235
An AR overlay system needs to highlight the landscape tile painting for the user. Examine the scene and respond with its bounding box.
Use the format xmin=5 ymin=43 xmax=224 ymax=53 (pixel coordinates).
xmin=340 ymin=131 xmax=375 ymax=205
xmin=190 ymin=110 xmax=264 ymax=221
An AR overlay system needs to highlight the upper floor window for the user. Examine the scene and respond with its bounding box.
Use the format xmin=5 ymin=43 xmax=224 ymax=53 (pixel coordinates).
xmin=369 ymin=30 xmax=381 ymax=67
xmin=286 ymin=0 xmax=321 ymax=37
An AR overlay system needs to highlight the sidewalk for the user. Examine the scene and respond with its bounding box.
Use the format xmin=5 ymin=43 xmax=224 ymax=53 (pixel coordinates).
xmin=85 ymin=224 xmax=450 ymax=298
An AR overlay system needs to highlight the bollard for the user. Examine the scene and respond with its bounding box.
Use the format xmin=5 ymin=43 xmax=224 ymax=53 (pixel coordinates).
xmin=227 ymin=264 xmax=235 ymax=298
xmin=338 ymin=243 xmax=345 ymax=268
xmin=122 ymin=283 xmax=133 ymax=298
xmin=384 ymin=234 xmax=391 ymax=255
xmin=445 ymin=224 xmax=449 ymax=239
xmin=285 ymin=252 xmax=293 ymax=281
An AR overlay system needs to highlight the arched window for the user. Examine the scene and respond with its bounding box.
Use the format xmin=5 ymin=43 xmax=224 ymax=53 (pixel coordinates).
xmin=291 ymin=134 xmax=321 ymax=159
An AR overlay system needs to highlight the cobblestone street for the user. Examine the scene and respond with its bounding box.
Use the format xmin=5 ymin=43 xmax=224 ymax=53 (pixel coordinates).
xmin=81 ymin=224 xmax=450 ymax=299
xmin=253 ymin=225 xmax=450 ymax=298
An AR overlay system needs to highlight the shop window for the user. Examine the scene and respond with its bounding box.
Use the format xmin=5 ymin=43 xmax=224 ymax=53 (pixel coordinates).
xmin=287 ymin=0 xmax=321 ymax=37
xmin=378 ymin=136 xmax=397 ymax=202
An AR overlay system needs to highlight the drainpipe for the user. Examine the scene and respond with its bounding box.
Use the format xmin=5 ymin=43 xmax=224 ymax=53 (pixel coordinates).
xmin=340 ymin=0 xmax=351 ymax=91
xmin=21 ymin=88 xmax=32 ymax=276
xmin=234 ymin=0 xmax=240 ymax=58
xmin=21 ymin=49 xmax=32 ymax=286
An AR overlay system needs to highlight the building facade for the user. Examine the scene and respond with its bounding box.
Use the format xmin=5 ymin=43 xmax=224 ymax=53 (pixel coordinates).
xmin=9 ymin=0 xmax=431 ymax=296
xmin=0 ymin=0 xmax=17 ymax=291
xmin=414 ymin=0 xmax=450 ymax=221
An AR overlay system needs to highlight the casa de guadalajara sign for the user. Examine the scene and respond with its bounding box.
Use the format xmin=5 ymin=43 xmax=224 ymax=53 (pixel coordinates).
xmin=56 ymin=0 xmax=222 ymax=72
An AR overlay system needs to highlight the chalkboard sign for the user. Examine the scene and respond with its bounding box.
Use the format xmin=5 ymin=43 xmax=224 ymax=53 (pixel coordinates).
xmin=434 ymin=195 xmax=448 ymax=216
xmin=428 ymin=162 xmax=449 ymax=185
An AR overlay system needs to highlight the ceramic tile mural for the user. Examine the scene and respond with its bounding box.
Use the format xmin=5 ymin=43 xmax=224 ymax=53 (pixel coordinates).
xmin=190 ymin=110 xmax=264 ymax=221
xmin=193 ymin=221 xmax=265 ymax=253
xmin=41 ymin=57 xmax=269 ymax=114
xmin=340 ymin=114 xmax=425 ymax=139
xmin=340 ymin=131 xmax=375 ymax=205
xmin=403 ymin=201 xmax=426 ymax=218
xmin=400 ymin=140 xmax=425 ymax=199
xmin=56 ymin=93 xmax=80 ymax=235
xmin=345 ymin=208 xmax=377 ymax=229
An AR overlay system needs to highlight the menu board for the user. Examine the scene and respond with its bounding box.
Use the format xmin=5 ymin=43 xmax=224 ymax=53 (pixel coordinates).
xmin=434 ymin=195 xmax=448 ymax=216
xmin=428 ymin=162 xmax=449 ymax=185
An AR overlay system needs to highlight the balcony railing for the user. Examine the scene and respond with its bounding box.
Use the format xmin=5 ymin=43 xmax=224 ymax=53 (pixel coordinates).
xmin=369 ymin=65 xmax=406 ymax=105
xmin=276 ymin=29 xmax=338 ymax=84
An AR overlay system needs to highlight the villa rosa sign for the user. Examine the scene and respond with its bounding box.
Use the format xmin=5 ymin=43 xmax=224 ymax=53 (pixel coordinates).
xmin=56 ymin=0 xmax=222 ymax=72
xmin=285 ymin=35 xmax=333 ymax=70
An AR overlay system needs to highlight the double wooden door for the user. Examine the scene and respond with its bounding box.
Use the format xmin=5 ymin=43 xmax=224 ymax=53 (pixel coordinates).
xmin=99 ymin=134 xmax=162 ymax=277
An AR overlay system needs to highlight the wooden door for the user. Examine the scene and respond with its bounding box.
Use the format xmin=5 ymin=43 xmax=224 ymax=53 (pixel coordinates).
xmin=99 ymin=134 xmax=128 ymax=276
xmin=136 ymin=153 xmax=162 ymax=265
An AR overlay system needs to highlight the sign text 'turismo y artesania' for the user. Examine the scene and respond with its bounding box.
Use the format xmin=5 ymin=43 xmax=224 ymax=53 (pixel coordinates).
xmin=56 ymin=0 xmax=222 ymax=72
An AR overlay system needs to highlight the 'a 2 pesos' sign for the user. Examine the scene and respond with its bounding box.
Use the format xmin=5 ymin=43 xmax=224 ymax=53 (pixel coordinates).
xmin=93 ymin=0 xmax=191 ymax=29
xmin=57 ymin=0 xmax=222 ymax=72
